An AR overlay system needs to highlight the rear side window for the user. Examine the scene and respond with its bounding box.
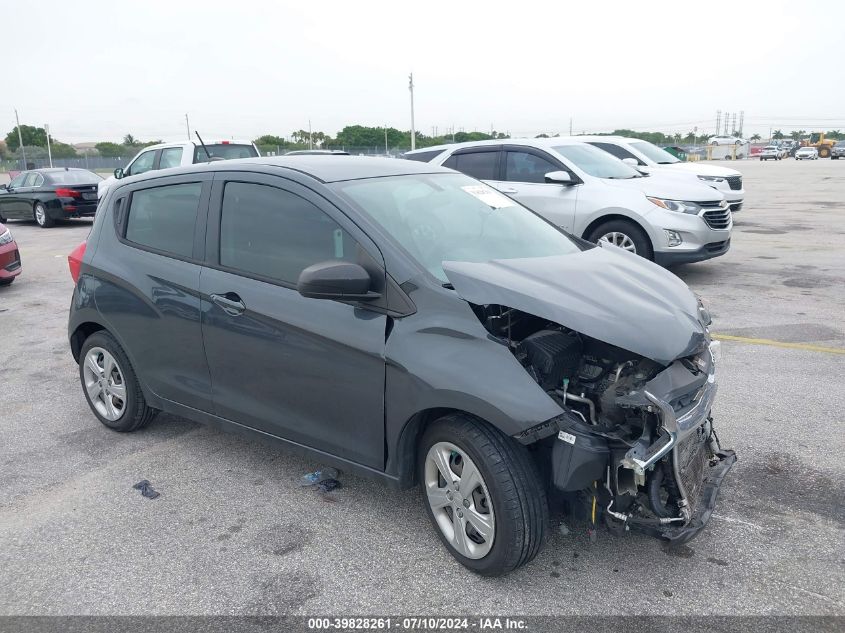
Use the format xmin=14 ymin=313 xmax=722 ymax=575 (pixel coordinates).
xmin=219 ymin=182 xmax=358 ymax=285
xmin=504 ymin=151 xmax=559 ymax=183
xmin=159 ymin=147 xmax=183 ymax=169
xmin=588 ymin=142 xmax=640 ymax=163
xmin=193 ymin=144 xmax=257 ymax=163
xmin=46 ymin=170 xmax=101 ymax=184
xmin=403 ymin=149 xmax=444 ymax=163
xmin=442 ymin=151 xmax=498 ymax=180
xmin=125 ymin=183 xmax=202 ymax=259
xmin=23 ymin=173 xmax=39 ymax=186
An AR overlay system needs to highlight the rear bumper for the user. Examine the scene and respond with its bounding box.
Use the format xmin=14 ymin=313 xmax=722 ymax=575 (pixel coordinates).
xmin=654 ymin=239 xmax=731 ymax=266
xmin=0 ymin=243 xmax=22 ymax=281
xmin=53 ymin=200 xmax=98 ymax=218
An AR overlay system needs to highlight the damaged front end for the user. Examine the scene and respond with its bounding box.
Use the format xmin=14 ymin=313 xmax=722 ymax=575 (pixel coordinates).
xmin=475 ymin=303 xmax=736 ymax=544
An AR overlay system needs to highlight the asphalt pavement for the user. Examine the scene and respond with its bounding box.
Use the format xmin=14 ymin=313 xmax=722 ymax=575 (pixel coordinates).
xmin=0 ymin=159 xmax=843 ymax=616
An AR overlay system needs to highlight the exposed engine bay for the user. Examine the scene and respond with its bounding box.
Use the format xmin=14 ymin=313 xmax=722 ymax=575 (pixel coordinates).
xmin=473 ymin=303 xmax=736 ymax=544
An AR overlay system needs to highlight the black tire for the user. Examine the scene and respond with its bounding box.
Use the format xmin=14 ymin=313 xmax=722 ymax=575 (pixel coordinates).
xmin=0 ymin=278 xmax=13 ymax=287
xmin=586 ymin=218 xmax=653 ymax=260
xmin=418 ymin=413 xmax=548 ymax=576
xmin=0 ymin=213 xmax=6 ymax=223
xmin=78 ymin=331 xmax=157 ymax=432
xmin=33 ymin=202 xmax=54 ymax=228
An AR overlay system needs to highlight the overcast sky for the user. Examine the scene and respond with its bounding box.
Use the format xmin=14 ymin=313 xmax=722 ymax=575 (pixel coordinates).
xmin=4 ymin=0 xmax=843 ymax=144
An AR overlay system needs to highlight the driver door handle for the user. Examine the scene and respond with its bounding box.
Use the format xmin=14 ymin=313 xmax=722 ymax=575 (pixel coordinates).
xmin=210 ymin=292 xmax=246 ymax=316
xmin=498 ymin=187 xmax=518 ymax=194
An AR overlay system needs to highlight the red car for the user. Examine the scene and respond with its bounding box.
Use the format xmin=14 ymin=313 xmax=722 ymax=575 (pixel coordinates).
xmin=0 ymin=222 xmax=22 ymax=286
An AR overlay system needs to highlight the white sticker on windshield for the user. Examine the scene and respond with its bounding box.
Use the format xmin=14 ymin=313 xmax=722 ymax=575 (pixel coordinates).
xmin=461 ymin=185 xmax=516 ymax=209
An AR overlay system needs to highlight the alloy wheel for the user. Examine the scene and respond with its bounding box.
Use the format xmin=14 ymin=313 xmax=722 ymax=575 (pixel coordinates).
xmin=34 ymin=205 xmax=47 ymax=226
xmin=424 ymin=442 xmax=495 ymax=559
xmin=82 ymin=347 xmax=127 ymax=421
xmin=599 ymin=231 xmax=637 ymax=253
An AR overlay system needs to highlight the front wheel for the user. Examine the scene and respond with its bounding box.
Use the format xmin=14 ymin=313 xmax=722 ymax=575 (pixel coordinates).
xmin=587 ymin=219 xmax=653 ymax=260
xmin=34 ymin=202 xmax=54 ymax=228
xmin=419 ymin=414 xmax=548 ymax=576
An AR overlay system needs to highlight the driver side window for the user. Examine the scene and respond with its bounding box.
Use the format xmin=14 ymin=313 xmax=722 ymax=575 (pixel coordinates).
xmin=127 ymin=151 xmax=156 ymax=176
xmin=9 ymin=173 xmax=26 ymax=188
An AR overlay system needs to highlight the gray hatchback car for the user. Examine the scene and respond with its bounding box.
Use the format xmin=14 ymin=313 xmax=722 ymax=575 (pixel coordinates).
xmin=68 ymin=156 xmax=735 ymax=576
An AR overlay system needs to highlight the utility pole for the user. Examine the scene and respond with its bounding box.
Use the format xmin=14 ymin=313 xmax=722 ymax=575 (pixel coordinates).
xmin=569 ymin=117 xmax=573 ymax=136
xmin=14 ymin=109 xmax=26 ymax=169
xmin=309 ymin=119 xmax=313 ymax=149
xmin=185 ymin=113 xmax=191 ymax=140
xmin=45 ymin=123 xmax=53 ymax=168
xmin=384 ymin=125 xmax=388 ymax=155
xmin=408 ymin=73 xmax=415 ymax=151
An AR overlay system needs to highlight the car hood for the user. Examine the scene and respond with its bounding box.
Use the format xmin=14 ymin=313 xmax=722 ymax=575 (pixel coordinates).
xmin=600 ymin=174 xmax=724 ymax=203
xmin=443 ymin=243 xmax=706 ymax=366
xmin=661 ymin=162 xmax=741 ymax=178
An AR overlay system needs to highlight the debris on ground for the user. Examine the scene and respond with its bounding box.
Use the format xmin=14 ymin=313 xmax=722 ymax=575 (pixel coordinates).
xmin=558 ymin=522 xmax=570 ymax=536
xmin=132 ymin=480 xmax=160 ymax=499
xmin=299 ymin=467 xmax=339 ymax=487
xmin=316 ymin=478 xmax=341 ymax=494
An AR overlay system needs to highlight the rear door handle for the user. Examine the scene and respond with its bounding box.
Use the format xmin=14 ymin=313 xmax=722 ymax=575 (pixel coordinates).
xmin=210 ymin=292 xmax=246 ymax=316
xmin=498 ymin=187 xmax=518 ymax=194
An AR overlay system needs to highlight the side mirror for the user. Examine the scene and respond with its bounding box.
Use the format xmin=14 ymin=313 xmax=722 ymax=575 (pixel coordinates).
xmin=114 ymin=167 xmax=124 ymax=180
xmin=0 ymin=184 xmax=7 ymax=191
xmin=297 ymin=261 xmax=380 ymax=301
xmin=544 ymin=170 xmax=573 ymax=185
xmin=621 ymin=158 xmax=639 ymax=167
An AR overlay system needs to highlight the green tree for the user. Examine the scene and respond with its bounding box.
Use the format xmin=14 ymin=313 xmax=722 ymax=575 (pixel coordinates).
xmin=750 ymin=133 xmax=761 ymax=142
xmin=50 ymin=141 xmax=78 ymax=158
xmin=826 ymin=130 xmax=842 ymax=139
xmin=123 ymin=134 xmax=137 ymax=145
xmin=772 ymin=130 xmax=784 ymax=140
xmin=6 ymin=125 xmax=48 ymax=151
xmin=95 ymin=142 xmax=125 ymax=157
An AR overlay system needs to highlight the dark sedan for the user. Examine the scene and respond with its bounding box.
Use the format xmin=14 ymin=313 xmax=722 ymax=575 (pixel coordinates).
xmin=0 ymin=168 xmax=102 ymax=228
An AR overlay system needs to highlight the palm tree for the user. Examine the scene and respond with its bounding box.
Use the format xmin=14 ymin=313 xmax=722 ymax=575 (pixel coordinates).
xmin=123 ymin=134 xmax=137 ymax=145
xmin=750 ymin=133 xmax=761 ymax=142
xmin=772 ymin=130 xmax=784 ymax=140
xmin=827 ymin=130 xmax=842 ymax=139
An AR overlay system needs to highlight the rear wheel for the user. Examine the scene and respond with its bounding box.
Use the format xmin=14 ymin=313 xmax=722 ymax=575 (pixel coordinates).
xmin=419 ymin=414 xmax=548 ymax=576
xmin=587 ymin=219 xmax=653 ymax=260
xmin=33 ymin=202 xmax=54 ymax=228
xmin=79 ymin=331 xmax=157 ymax=432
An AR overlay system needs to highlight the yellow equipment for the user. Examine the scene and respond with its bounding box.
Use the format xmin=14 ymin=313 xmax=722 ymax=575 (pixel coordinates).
xmin=803 ymin=133 xmax=836 ymax=158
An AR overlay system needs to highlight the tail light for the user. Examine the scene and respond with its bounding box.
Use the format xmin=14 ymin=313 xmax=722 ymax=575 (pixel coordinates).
xmin=55 ymin=188 xmax=81 ymax=198
xmin=68 ymin=240 xmax=87 ymax=283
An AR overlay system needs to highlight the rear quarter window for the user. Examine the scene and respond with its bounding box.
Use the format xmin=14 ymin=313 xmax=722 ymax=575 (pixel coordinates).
xmin=124 ymin=183 xmax=202 ymax=259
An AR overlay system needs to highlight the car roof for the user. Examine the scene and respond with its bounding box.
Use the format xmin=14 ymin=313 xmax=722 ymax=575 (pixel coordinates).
xmin=404 ymin=137 xmax=596 ymax=156
xmin=25 ymin=167 xmax=94 ymax=174
xmin=122 ymin=155 xmax=451 ymax=185
xmin=139 ymin=139 xmax=255 ymax=150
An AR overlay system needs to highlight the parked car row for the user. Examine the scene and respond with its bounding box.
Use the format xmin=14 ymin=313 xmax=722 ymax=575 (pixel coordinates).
xmin=405 ymin=137 xmax=734 ymax=265
xmin=67 ymin=155 xmax=735 ymax=576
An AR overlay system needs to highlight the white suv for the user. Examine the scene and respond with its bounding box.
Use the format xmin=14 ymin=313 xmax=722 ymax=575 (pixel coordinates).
xmin=404 ymin=138 xmax=732 ymax=266
xmin=578 ymin=136 xmax=745 ymax=212
xmin=97 ymin=139 xmax=259 ymax=199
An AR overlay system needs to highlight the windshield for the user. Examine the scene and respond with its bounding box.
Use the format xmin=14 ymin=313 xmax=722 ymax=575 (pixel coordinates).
xmin=46 ymin=170 xmax=102 ymax=184
xmin=630 ymin=141 xmax=680 ymax=165
xmin=332 ymin=173 xmax=582 ymax=282
xmin=551 ymin=144 xmax=641 ymax=179
xmin=192 ymin=144 xmax=258 ymax=162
